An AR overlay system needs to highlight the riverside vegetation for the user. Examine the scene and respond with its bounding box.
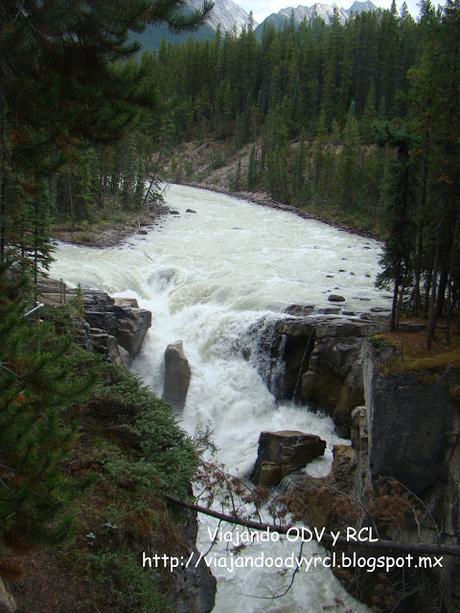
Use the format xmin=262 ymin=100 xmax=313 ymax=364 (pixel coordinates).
xmin=0 ymin=272 xmax=199 ymax=611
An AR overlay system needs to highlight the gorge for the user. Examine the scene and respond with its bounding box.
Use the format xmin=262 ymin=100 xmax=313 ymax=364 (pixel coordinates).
xmin=48 ymin=183 xmax=396 ymax=611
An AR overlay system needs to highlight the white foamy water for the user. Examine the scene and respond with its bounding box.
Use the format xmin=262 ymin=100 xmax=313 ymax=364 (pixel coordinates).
xmin=51 ymin=184 xmax=388 ymax=612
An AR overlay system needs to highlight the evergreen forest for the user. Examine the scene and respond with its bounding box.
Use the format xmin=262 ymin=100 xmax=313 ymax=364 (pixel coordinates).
xmin=147 ymin=0 xmax=459 ymax=341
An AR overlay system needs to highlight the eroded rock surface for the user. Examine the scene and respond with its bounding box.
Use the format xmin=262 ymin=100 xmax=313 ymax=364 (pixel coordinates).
xmin=253 ymin=312 xmax=386 ymax=436
xmin=251 ymin=430 xmax=326 ymax=486
xmin=37 ymin=280 xmax=152 ymax=364
xmin=163 ymin=341 xmax=192 ymax=411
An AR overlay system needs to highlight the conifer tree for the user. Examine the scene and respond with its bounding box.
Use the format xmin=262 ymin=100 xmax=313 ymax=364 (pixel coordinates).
xmin=0 ymin=268 xmax=95 ymax=548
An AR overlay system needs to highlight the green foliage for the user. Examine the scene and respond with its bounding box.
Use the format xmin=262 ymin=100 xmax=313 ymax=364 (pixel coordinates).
xmin=79 ymin=549 xmax=173 ymax=613
xmin=0 ymin=270 xmax=95 ymax=548
xmin=0 ymin=0 xmax=213 ymax=271
xmin=92 ymin=362 xmax=197 ymax=498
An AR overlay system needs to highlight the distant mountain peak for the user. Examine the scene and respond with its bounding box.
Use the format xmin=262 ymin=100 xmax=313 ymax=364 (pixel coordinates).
xmin=190 ymin=0 xmax=257 ymax=33
xmin=258 ymin=0 xmax=377 ymax=31
xmin=348 ymin=0 xmax=378 ymax=13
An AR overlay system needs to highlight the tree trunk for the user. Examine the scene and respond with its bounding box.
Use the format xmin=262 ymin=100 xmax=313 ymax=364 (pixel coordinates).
xmin=427 ymin=233 xmax=440 ymax=349
xmin=0 ymin=92 xmax=5 ymax=263
xmin=165 ymin=494 xmax=460 ymax=557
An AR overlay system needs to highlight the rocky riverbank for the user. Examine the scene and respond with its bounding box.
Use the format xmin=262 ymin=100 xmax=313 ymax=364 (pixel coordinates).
xmin=51 ymin=202 xmax=174 ymax=248
xmin=165 ymin=140 xmax=383 ymax=240
xmin=174 ymin=180 xmax=382 ymax=241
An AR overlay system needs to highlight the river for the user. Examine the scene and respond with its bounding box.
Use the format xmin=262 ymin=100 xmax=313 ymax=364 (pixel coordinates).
xmin=51 ymin=184 xmax=391 ymax=612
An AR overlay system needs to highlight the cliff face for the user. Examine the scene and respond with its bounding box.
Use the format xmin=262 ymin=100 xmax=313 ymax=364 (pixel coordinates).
xmin=359 ymin=339 xmax=460 ymax=611
xmin=253 ymin=312 xmax=385 ymax=436
xmin=363 ymin=340 xmax=459 ymax=496
xmin=274 ymin=327 xmax=460 ymax=612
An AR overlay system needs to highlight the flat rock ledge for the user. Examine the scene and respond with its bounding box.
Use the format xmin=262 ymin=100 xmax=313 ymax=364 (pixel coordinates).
xmin=37 ymin=278 xmax=151 ymax=365
xmin=251 ymin=430 xmax=326 ymax=487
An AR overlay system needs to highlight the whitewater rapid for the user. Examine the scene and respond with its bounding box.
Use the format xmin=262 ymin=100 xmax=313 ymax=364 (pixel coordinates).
xmin=51 ymin=184 xmax=389 ymax=612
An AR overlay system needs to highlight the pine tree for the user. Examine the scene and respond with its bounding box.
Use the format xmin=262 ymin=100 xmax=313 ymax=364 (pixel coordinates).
xmin=336 ymin=104 xmax=361 ymax=209
xmin=376 ymin=124 xmax=416 ymax=329
xmin=0 ymin=268 xmax=95 ymax=548
xmin=246 ymin=144 xmax=257 ymax=191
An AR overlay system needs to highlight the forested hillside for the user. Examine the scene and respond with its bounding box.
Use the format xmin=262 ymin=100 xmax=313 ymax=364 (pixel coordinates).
xmin=145 ymin=0 xmax=460 ymax=344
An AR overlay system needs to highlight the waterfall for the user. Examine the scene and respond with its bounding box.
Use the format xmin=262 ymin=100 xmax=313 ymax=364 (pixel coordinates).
xmin=50 ymin=183 xmax=387 ymax=612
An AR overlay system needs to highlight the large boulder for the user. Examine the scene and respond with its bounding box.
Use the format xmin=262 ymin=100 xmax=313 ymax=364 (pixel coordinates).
xmin=109 ymin=304 xmax=151 ymax=358
xmin=251 ymin=431 xmax=326 ymax=486
xmin=81 ymin=290 xmax=152 ymax=361
xmin=163 ymin=341 xmax=191 ymax=411
xmin=283 ymin=304 xmax=315 ymax=317
xmin=89 ymin=328 xmax=130 ymax=366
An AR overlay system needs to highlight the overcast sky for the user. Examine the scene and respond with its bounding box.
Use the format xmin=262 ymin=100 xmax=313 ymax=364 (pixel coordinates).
xmin=242 ymin=0 xmax=421 ymax=24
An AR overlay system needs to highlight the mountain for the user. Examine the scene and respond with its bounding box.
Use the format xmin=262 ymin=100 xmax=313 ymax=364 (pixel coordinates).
xmin=348 ymin=0 xmax=378 ymax=13
xmin=188 ymin=0 xmax=257 ymax=33
xmin=277 ymin=3 xmax=348 ymax=23
xmin=131 ymin=0 xmax=256 ymax=53
xmin=256 ymin=0 xmax=378 ymax=34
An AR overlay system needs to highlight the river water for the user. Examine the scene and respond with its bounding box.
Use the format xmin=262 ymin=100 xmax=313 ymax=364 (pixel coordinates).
xmin=51 ymin=184 xmax=390 ymax=612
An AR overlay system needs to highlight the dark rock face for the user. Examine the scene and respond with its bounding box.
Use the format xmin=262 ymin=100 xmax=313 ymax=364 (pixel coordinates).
xmin=275 ymin=339 xmax=460 ymax=612
xmin=251 ymin=430 xmax=326 ymax=486
xmin=363 ymin=341 xmax=458 ymax=496
xmin=163 ymin=341 xmax=191 ymax=411
xmin=253 ymin=312 xmax=385 ymax=436
xmin=174 ymin=504 xmax=216 ymax=613
xmin=82 ymin=291 xmax=151 ymax=361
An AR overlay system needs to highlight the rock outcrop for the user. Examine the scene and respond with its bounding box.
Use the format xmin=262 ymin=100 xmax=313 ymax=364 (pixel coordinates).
xmin=251 ymin=430 xmax=326 ymax=486
xmin=82 ymin=291 xmax=151 ymax=362
xmin=37 ymin=279 xmax=152 ymax=365
xmin=283 ymin=338 xmax=460 ymax=612
xmin=253 ymin=313 xmax=386 ymax=436
xmin=363 ymin=339 xmax=458 ymax=496
xmin=163 ymin=341 xmax=192 ymax=411
xmin=174 ymin=503 xmax=217 ymax=613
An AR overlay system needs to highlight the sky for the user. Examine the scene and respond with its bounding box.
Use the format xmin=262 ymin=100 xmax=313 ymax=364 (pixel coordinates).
xmin=240 ymin=0 xmax=420 ymax=24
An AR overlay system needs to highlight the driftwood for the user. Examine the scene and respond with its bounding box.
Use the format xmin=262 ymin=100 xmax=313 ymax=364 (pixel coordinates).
xmin=165 ymin=494 xmax=460 ymax=557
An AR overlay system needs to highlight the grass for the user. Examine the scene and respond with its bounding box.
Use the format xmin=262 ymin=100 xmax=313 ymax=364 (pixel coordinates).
xmin=371 ymin=324 xmax=460 ymax=373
